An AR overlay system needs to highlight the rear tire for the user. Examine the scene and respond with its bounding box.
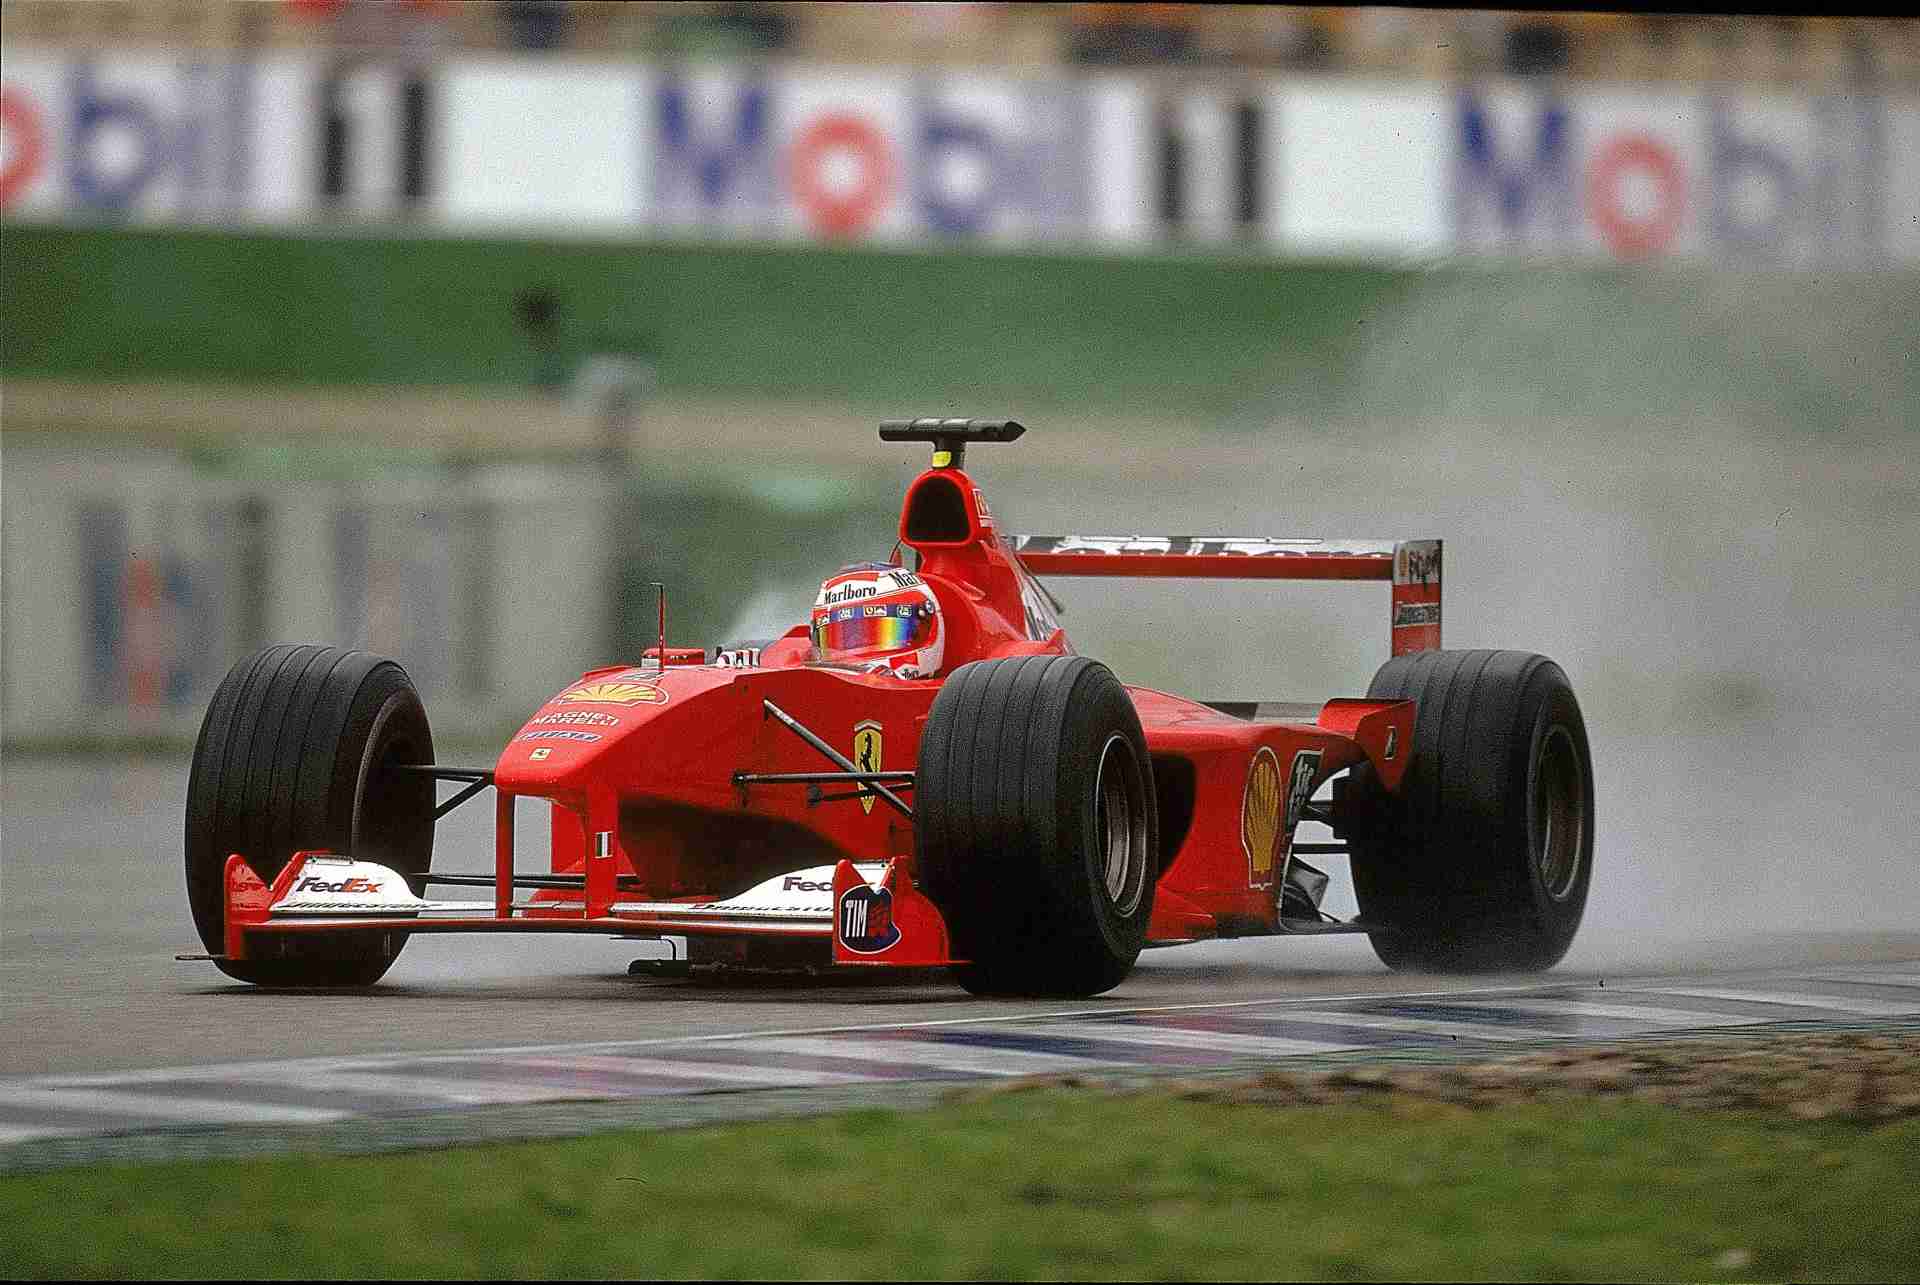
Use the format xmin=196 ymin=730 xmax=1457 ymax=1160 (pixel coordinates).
xmin=185 ymin=645 xmax=435 ymax=987
xmin=1341 ymin=649 xmax=1593 ymax=973
xmin=915 ymin=656 xmax=1157 ymax=998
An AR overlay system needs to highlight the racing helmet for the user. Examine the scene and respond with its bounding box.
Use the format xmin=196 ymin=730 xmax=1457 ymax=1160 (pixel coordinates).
xmin=809 ymin=563 xmax=944 ymax=679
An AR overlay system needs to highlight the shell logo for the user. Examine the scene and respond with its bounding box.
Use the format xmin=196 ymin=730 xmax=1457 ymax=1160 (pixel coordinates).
xmin=558 ymin=682 xmax=667 ymax=707
xmin=1241 ymin=746 xmax=1283 ymax=886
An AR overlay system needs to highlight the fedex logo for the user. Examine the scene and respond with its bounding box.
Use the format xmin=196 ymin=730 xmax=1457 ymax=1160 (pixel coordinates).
xmin=1454 ymin=87 xmax=1889 ymax=265
xmin=0 ymin=56 xmax=256 ymax=217
xmin=296 ymin=876 xmax=384 ymax=894
xmin=650 ymin=70 xmax=1086 ymax=242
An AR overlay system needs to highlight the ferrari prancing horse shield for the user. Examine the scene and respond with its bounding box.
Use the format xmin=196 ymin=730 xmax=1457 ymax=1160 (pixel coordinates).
xmin=853 ymin=720 xmax=883 ymax=814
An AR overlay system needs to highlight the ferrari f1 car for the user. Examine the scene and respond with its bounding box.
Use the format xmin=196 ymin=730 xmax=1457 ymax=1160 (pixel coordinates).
xmin=180 ymin=419 xmax=1594 ymax=997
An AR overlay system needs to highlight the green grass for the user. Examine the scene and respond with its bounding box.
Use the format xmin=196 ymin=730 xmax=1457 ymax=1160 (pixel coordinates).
xmin=1 ymin=225 xmax=1408 ymax=417
xmin=3 ymin=1090 xmax=1916 ymax=1280
xmin=7 ymin=225 xmax=1914 ymax=433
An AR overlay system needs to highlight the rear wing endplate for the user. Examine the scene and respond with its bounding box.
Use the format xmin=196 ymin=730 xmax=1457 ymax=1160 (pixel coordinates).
xmin=1009 ymin=536 xmax=1442 ymax=657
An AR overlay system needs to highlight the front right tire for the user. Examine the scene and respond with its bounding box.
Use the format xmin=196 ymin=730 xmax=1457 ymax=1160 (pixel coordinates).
xmin=185 ymin=644 xmax=435 ymax=986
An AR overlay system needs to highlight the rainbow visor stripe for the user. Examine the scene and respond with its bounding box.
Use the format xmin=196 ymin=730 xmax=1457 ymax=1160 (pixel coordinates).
xmin=812 ymin=601 xmax=934 ymax=656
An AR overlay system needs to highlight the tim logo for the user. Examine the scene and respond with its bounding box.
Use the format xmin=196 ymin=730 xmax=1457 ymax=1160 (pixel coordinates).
xmin=837 ymin=884 xmax=900 ymax=954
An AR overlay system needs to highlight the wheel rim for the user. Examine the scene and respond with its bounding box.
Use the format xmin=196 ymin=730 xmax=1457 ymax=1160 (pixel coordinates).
xmin=1094 ymin=734 xmax=1149 ymax=917
xmin=1533 ymin=724 xmax=1585 ymax=903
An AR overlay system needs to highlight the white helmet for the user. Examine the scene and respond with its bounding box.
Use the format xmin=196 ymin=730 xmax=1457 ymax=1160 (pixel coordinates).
xmin=809 ymin=563 xmax=944 ymax=679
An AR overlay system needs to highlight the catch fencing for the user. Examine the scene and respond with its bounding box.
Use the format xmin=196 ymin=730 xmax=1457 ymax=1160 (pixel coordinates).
xmin=0 ymin=445 xmax=619 ymax=745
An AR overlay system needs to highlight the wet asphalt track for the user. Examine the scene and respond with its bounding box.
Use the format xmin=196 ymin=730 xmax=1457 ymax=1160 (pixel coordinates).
xmin=7 ymin=416 xmax=1918 ymax=1086
xmin=4 ymin=756 xmax=1917 ymax=1085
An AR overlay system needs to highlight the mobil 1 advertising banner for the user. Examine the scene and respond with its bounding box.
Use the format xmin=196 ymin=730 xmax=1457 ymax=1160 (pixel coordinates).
xmin=0 ymin=51 xmax=292 ymax=222
xmin=5 ymin=45 xmax=1916 ymax=267
xmin=439 ymin=61 xmax=1112 ymax=246
xmin=0 ymin=47 xmax=430 ymax=223
xmin=1449 ymin=83 xmax=1916 ymax=267
xmin=650 ymin=66 xmax=1093 ymax=244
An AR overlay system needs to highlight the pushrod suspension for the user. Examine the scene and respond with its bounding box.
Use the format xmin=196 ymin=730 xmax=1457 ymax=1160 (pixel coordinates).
xmin=395 ymin=765 xmax=497 ymax=821
xmin=732 ymin=770 xmax=915 ymax=785
xmin=433 ymin=778 xmax=492 ymax=821
xmin=757 ymin=700 xmax=915 ymax=819
xmin=395 ymin=765 xmax=495 ymax=782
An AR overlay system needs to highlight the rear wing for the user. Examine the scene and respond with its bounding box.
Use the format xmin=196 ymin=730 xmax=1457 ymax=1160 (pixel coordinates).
xmin=1008 ymin=536 xmax=1442 ymax=657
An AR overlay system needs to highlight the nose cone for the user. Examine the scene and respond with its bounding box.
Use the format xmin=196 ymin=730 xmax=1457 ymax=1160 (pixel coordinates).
xmin=495 ymin=667 xmax=695 ymax=792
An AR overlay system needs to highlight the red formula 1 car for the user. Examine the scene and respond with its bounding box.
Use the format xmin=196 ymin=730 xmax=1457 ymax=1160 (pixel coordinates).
xmin=181 ymin=420 xmax=1594 ymax=997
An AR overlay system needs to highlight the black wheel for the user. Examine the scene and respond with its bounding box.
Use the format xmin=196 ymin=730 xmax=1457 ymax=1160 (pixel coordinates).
xmin=915 ymin=655 xmax=1157 ymax=997
xmin=185 ymin=645 xmax=435 ymax=986
xmin=1341 ymin=649 xmax=1593 ymax=973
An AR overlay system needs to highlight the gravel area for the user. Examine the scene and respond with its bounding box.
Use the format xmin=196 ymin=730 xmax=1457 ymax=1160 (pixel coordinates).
xmin=964 ymin=1029 xmax=1920 ymax=1124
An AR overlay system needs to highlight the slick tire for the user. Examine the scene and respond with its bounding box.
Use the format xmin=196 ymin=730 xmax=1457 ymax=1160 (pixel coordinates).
xmin=185 ymin=645 xmax=435 ymax=987
xmin=915 ymin=656 xmax=1157 ymax=998
xmin=1340 ymin=649 xmax=1593 ymax=973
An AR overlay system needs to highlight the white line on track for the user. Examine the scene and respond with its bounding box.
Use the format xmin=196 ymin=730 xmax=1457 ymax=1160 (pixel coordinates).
xmin=0 ymin=1087 xmax=345 ymax=1127
xmin=1003 ymin=1021 xmax=1357 ymax=1058
xmin=752 ymin=1035 xmax=1102 ymax=1077
xmin=1803 ymin=973 xmax=1920 ymax=992
xmin=506 ymin=1054 xmax=875 ymax=1089
xmin=211 ymin=1070 xmax=626 ymax=1108
xmin=1486 ymin=998 xmax=1782 ymax=1027
xmin=1634 ymin=986 xmax=1920 ymax=1017
xmin=0 ymin=1125 xmax=100 ymax=1146
xmin=1244 ymin=1010 xmax=1566 ymax=1043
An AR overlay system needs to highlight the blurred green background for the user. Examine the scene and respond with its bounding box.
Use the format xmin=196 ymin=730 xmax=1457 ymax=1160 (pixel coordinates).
xmin=9 ymin=226 xmax=1917 ymax=437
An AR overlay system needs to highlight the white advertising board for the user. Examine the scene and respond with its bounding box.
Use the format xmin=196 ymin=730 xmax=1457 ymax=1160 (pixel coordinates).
xmin=4 ymin=45 xmax=1915 ymax=267
xmin=1272 ymin=80 xmax=1450 ymax=259
xmin=437 ymin=60 xmax=638 ymax=229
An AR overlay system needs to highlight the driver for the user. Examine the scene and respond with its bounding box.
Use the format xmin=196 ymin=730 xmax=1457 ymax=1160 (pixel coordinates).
xmin=809 ymin=563 xmax=944 ymax=679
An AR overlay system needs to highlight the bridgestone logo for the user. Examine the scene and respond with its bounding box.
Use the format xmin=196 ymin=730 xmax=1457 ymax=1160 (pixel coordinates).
xmin=1393 ymin=603 xmax=1440 ymax=627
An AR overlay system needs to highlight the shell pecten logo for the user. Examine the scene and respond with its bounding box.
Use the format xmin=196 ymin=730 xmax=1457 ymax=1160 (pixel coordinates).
xmin=1241 ymin=746 xmax=1283 ymax=886
xmin=557 ymin=681 xmax=667 ymax=707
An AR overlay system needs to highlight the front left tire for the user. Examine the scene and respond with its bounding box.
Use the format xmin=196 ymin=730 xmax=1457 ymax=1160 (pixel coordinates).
xmin=914 ymin=655 xmax=1158 ymax=997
